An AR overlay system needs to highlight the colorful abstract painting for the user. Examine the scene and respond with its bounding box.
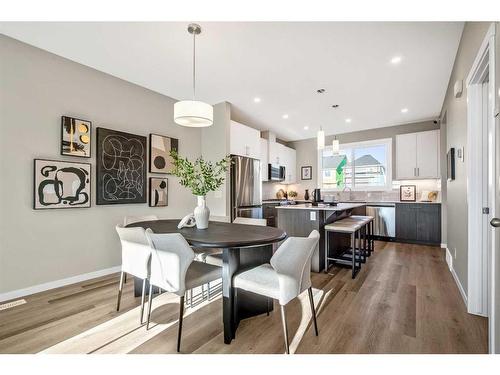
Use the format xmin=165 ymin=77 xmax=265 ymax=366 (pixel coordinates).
xmin=34 ymin=159 xmax=91 ymax=209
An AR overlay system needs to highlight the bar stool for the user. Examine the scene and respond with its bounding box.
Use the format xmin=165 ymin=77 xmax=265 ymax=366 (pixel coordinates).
xmin=347 ymin=215 xmax=375 ymax=257
xmin=324 ymin=219 xmax=363 ymax=278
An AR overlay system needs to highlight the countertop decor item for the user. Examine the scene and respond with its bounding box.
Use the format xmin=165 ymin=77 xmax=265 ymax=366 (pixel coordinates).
xmin=173 ymin=24 xmax=213 ymax=127
xmin=169 ymin=150 xmax=230 ymax=229
xmin=276 ymin=188 xmax=286 ymax=199
xmin=288 ymin=190 xmax=298 ymax=199
xmin=304 ymin=189 xmax=310 ymax=201
xmin=400 ymin=185 xmax=416 ymax=202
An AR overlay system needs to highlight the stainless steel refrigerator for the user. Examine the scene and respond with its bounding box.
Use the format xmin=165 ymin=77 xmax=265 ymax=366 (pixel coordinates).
xmin=230 ymin=155 xmax=262 ymax=221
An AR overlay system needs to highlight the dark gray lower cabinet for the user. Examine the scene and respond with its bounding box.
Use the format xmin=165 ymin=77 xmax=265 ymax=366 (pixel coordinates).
xmin=395 ymin=203 xmax=441 ymax=245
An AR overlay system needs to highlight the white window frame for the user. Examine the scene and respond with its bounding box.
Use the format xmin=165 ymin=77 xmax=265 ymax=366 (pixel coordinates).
xmin=317 ymin=137 xmax=392 ymax=192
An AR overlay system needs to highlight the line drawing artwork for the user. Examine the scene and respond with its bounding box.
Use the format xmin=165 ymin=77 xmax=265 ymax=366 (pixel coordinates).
xmin=97 ymin=128 xmax=147 ymax=204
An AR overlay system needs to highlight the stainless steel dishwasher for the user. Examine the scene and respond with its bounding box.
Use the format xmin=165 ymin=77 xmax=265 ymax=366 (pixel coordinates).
xmin=366 ymin=203 xmax=396 ymax=238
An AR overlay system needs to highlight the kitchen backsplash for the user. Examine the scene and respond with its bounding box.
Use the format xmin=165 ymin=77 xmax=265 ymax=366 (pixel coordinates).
xmin=262 ymin=179 xmax=441 ymax=202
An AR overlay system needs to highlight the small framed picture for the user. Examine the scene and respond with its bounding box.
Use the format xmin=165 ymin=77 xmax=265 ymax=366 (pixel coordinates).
xmin=61 ymin=116 xmax=92 ymax=158
xmin=400 ymin=185 xmax=416 ymax=202
xmin=149 ymin=177 xmax=168 ymax=207
xmin=301 ymin=166 xmax=312 ymax=180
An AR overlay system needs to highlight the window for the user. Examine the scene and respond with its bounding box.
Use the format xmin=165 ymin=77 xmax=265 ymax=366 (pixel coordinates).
xmin=318 ymin=138 xmax=392 ymax=191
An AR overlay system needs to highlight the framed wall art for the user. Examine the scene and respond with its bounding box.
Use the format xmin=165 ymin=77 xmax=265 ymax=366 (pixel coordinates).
xmin=149 ymin=177 xmax=168 ymax=207
xmin=34 ymin=159 xmax=91 ymax=209
xmin=301 ymin=166 xmax=312 ymax=180
xmin=149 ymin=133 xmax=178 ymax=174
xmin=61 ymin=116 xmax=91 ymax=158
xmin=96 ymin=127 xmax=147 ymax=205
xmin=400 ymin=185 xmax=417 ymax=202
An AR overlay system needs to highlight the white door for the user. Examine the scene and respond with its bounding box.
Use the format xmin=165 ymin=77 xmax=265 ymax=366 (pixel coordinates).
xmin=396 ymin=133 xmax=417 ymax=179
xmin=416 ymin=130 xmax=440 ymax=178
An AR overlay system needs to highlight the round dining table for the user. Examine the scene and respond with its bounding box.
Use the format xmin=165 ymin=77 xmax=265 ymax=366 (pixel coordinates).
xmin=126 ymin=219 xmax=287 ymax=344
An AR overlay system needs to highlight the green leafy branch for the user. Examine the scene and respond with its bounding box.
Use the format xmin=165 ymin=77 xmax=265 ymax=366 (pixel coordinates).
xmin=169 ymin=150 xmax=231 ymax=196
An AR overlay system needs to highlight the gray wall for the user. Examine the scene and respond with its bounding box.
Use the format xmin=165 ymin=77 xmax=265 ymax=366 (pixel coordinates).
xmin=0 ymin=35 xmax=202 ymax=294
xmin=439 ymin=22 xmax=491 ymax=294
xmin=290 ymin=120 xmax=439 ymax=194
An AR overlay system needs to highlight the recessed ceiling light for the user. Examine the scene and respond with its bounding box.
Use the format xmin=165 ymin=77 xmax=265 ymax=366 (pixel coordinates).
xmin=282 ymin=114 xmax=289 ymax=119
xmin=316 ymin=88 xmax=326 ymax=94
xmin=345 ymin=118 xmax=352 ymax=123
xmin=304 ymin=126 xmax=309 ymax=130
xmin=253 ymin=97 xmax=261 ymax=103
xmin=391 ymin=56 xmax=402 ymax=64
xmin=331 ymin=104 xmax=339 ymax=108
xmin=401 ymin=108 xmax=408 ymax=113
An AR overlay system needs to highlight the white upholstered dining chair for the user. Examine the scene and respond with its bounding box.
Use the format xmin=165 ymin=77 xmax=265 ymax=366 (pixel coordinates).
xmin=145 ymin=229 xmax=222 ymax=352
xmin=233 ymin=230 xmax=320 ymax=354
xmin=232 ymin=217 xmax=267 ymax=226
xmin=123 ymin=215 xmax=158 ymax=226
xmin=115 ymin=225 xmax=152 ymax=324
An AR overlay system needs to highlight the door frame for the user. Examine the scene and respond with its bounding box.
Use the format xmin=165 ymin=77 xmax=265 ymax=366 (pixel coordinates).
xmin=466 ymin=22 xmax=496 ymax=352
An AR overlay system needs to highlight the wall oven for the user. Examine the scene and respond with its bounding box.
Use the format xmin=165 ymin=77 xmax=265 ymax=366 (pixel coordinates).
xmin=268 ymin=164 xmax=285 ymax=181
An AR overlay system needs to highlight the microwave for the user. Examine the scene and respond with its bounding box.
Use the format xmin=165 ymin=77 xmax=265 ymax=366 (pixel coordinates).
xmin=268 ymin=164 xmax=286 ymax=181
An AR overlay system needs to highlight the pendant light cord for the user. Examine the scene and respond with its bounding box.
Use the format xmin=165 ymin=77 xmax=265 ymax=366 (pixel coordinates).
xmin=192 ymin=30 xmax=196 ymax=100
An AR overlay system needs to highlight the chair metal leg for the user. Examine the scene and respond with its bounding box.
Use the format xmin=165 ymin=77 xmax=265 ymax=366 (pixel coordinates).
xmin=140 ymin=278 xmax=147 ymax=324
xmin=308 ymin=287 xmax=319 ymax=336
xmin=207 ymin=282 xmax=211 ymax=300
xmin=116 ymin=271 xmax=124 ymax=311
xmin=177 ymin=295 xmax=185 ymax=352
xmin=124 ymin=273 xmax=127 ymax=284
xmin=146 ymin=284 xmax=154 ymax=330
xmin=280 ymin=305 xmax=290 ymax=354
xmin=324 ymin=229 xmax=329 ymax=273
xmin=351 ymin=233 xmax=356 ymax=279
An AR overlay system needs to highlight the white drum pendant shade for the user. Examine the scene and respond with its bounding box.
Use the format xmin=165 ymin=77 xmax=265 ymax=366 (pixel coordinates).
xmin=317 ymin=128 xmax=325 ymax=150
xmin=174 ymin=100 xmax=213 ymax=127
xmin=332 ymin=138 xmax=340 ymax=154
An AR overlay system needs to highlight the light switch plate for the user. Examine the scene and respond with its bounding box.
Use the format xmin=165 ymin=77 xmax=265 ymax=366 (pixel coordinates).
xmin=310 ymin=211 xmax=316 ymax=221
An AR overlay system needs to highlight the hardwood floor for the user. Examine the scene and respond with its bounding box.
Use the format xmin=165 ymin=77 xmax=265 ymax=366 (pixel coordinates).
xmin=0 ymin=241 xmax=488 ymax=354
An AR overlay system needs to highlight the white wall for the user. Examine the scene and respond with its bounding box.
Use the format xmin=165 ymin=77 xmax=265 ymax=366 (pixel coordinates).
xmin=0 ymin=35 xmax=202 ymax=294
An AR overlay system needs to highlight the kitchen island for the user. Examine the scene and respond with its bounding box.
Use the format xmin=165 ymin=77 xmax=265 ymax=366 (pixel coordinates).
xmin=276 ymin=203 xmax=366 ymax=272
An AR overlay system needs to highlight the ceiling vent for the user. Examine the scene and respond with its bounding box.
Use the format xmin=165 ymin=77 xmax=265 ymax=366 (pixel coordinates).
xmin=316 ymin=88 xmax=326 ymax=94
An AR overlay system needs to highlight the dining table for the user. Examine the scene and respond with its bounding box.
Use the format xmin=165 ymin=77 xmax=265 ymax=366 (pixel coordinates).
xmin=126 ymin=219 xmax=287 ymax=344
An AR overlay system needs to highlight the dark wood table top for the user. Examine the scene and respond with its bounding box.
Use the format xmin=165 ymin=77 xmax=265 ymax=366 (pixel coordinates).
xmin=126 ymin=219 xmax=287 ymax=248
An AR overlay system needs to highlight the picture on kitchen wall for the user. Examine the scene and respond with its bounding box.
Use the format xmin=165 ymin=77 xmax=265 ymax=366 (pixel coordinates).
xmin=61 ymin=116 xmax=91 ymax=157
xmin=301 ymin=166 xmax=312 ymax=180
xmin=34 ymin=159 xmax=91 ymax=209
xmin=149 ymin=133 xmax=178 ymax=174
xmin=149 ymin=177 xmax=168 ymax=207
xmin=400 ymin=185 xmax=416 ymax=202
xmin=96 ymin=127 xmax=147 ymax=205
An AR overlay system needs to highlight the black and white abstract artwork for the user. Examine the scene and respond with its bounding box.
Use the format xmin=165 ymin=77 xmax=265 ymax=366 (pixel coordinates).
xmin=149 ymin=133 xmax=178 ymax=174
xmin=96 ymin=127 xmax=147 ymax=205
xmin=149 ymin=177 xmax=168 ymax=207
xmin=61 ymin=116 xmax=91 ymax=157
xmin=34 ymin=159 xmax=91 ymax=209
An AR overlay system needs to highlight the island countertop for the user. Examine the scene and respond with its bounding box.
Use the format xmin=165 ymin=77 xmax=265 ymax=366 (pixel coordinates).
xmin=275 ymin=202 xmax=365 ymax=211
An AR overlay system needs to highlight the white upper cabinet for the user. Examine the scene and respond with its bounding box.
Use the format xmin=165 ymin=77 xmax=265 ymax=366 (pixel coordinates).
xmin=260 ymin=138 xmax=269 ymax=182
xmin=268 ymin=140 xmax=281 ymax=165
xmin=229 ymin=120 xmax=261 ymax=159
xmin=396 ymin=130 xmax=440 ymax=179
xmin=284 ymin=146 xmax=297 ymax=184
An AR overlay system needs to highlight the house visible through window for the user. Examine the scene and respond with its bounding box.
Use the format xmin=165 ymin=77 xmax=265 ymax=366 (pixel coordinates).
xmin=318 ymin=138 xmax=392 ymax=191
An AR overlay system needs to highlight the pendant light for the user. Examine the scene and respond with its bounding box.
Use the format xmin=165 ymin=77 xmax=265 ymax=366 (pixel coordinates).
xmin=317 ymin=127 xmax=325 ymax=150
xmin=332 ymin=136 xmax=340 ymax=155
xmin=174 ymin=24 xmax=213 ymax=127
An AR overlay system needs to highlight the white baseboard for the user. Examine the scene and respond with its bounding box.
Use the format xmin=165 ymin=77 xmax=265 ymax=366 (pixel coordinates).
xmin=0 ymin=265 xmax=121 ymax=303
xmin=445 ymin=248 xmax=467 ymax=306
xmin=441 ymin=243 xmax=447 ymax=249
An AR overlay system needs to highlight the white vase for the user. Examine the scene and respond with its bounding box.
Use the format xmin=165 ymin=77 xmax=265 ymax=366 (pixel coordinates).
xmin=194 ymin=195 xmax=210 ymax=229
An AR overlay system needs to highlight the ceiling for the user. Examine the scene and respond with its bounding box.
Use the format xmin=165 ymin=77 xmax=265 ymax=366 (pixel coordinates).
xmin=0 ymin=22 xmax=463 ymax=141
